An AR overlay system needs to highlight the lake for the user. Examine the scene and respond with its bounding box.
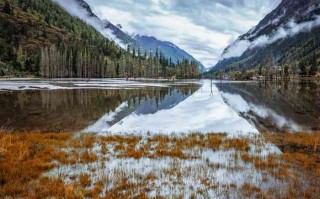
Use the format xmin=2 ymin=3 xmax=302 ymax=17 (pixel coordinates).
xmin=0 ymin=79 xmax=319 ymax=134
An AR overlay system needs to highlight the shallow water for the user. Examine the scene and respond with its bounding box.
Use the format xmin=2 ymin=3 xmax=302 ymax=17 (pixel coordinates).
xmin=0 ymin=79 xmax=319 ymax=133
xmin=216 ymin=80 xmax=320 ymax=132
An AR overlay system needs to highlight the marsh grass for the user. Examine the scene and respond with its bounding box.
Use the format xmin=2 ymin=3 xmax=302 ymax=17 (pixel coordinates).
xmin=0 ymin=131 xmax=319 ymax=198
xmin=0 ymin=131 xmax=71 ymax=197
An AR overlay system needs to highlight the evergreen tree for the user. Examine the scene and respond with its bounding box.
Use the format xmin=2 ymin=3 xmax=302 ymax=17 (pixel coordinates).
xmin=309 ymin=51 xmax=318 ymax=76
xmin=16 ymin=45 xmax=26 ymax=70
xmin=132 ymin=47 xmax=136 ymax=59
xmin=299 ymin=60 xmax=307 ymax=76
xmin=0 ymin=0 xmax=201 ymax=79
xmin=284 ymin=64 xmax=290 ymax=78
xmin=3 ymin=1 xmax=13 ymax=15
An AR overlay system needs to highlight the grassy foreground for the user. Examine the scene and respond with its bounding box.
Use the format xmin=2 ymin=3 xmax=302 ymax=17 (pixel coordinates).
xmin=0 ymin=131 xmax=319 ymax=198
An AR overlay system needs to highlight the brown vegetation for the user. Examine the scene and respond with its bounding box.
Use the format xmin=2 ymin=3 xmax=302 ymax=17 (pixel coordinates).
xmin=1 ymin=131 xmax=320 ymax=198
xmin=264 ymin=132 xmax=320 ymax=176
xmin=0 ymin=131 xmax=71 ymax=197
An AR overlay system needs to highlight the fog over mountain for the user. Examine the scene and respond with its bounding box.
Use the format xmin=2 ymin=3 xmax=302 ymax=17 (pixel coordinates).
xmin=211 ymin=0 xmax=320 ymax=73
xmin=89 ymin=0 xmax=281 ymax=67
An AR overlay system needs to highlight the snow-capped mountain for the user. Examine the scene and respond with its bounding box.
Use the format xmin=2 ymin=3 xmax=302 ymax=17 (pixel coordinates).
xmin=212 ymin=0 xmax=320 ymax=72
xmin=134 ymin=35 xmax=205 ymax=72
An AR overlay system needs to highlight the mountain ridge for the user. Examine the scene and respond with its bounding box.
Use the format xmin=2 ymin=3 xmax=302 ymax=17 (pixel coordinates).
xmin=134 ymin=35 xmax=205 ymax=72
xmin=0 ymin=0 xmax=200 ymax=78
xmin=210 ymin=0 xmax=320 ymax=76
xmin=52 ymin=0 xmax=140 ymax=49
xmin=54 ymin=0 xmax=205 ymax=72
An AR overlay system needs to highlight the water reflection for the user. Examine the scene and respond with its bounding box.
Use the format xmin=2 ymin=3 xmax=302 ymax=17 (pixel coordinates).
xmin=0 ymin=85 xmax=199 ymax=132
xmin=103 ymin=80 xmax=259 ymax=135
xmin=216 ymin=81 xmax=320 ymax=132
xmin=84 ymin=87 xmax=196 ymax=132
xmin=1 ymin=79 xmax=319 ymax=134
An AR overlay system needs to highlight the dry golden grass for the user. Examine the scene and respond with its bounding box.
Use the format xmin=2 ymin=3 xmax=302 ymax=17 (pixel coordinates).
xmin=1 ymin=131 xmax=320 ymax=198
xmin=240 ymin=182 xmax=263 ymax=198
xmin=0 ymin=131 xmax=71 ymax=198
xmin=223 ymin=138 xmax=251 ymax=151
xmin=263 ymin=132 xmax=320 ymax=198
xmin=81 ymin=150 xmax=98 ymax=163
xmin=264 ymin=132 xmax=320 ymax=177
xmin=69 ymin=134 xmax=96 ymax=148
xmin=99 ymin=133 xmax=226 ymax=160
xmin=79 ymin=173 xmax=91 ymax=187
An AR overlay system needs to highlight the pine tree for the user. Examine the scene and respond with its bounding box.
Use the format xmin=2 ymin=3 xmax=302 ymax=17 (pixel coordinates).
xmin=284 ymin=64 xmax=290 ymax=78
xmin=309 ymin=51 xmax=318 ymax=76
xmin=16 ymin=45 xmax=26 ymax=70
xmin=258 ymin=65 xmax=263 ymax=76
xmin=299 ymin=60 xmax=307 ymax=76
xmin=3 ymin=1 xmax=13 ymax=15
xmin=138 ymin=48 xmax=142 ymax=77
xmin=132 ymin=47 xmax=136 ymax=59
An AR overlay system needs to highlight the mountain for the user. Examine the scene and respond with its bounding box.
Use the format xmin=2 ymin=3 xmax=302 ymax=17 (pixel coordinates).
xmin=54 ymin=0 xmax=204 ymax=73
xmin=52 ymin=0 xmax=140 ymax=49
xmin=134 ymin=35 xmax=205 ymax=72
xmin=0 ymin=0 xmax=125 ymax=77
xmin=0 ymin=0 xmax=199 ymax=79
xmin=211 ymin=0 xmax=320 ymax=75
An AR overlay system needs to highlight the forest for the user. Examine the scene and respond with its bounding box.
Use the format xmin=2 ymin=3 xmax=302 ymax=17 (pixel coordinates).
xmin=207 ymin=29 xmax=320 ymax=80
xmin=0 ymin=0 xmax=200 ymax=78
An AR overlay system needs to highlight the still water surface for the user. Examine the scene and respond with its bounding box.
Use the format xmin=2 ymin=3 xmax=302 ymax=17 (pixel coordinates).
xmin=0 ymin=79 xmax=319 ymax=133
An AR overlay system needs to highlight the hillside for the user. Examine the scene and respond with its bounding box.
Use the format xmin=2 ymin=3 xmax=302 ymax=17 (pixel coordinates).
xmin=134 ymin=35 xmax=205 ymax=72
xmin=0 ymin=0 xmax=120 ymax=77
xmin=0 ymin=0 xmax=199 ymax=78
xmin=210 ymin=0 xmax=320 ymax=78
xmin=54 ymin=0 xmax=204 ymax=73
xmin=52 ymin=0 xmax=140 ymax=49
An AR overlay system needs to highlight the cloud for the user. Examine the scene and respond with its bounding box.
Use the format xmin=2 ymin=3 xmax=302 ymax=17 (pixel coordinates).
xmin=52 ymin=0 xmax=126 ymax=48
xmin=89 ymin=0 xmax=280 ymax=67
xmin=222 ymin=16 xmax=320 ymax=59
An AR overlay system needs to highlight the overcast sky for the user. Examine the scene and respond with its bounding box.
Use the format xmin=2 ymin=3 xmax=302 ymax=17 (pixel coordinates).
xmin=89 ymin=0 xmax=281 ymax=67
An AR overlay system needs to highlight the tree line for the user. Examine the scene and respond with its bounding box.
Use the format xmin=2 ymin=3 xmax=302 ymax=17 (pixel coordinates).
xmin=0 ymin=0 xmax=200 ymax=78
xmin=206 ymin=48 xmax=319 ymax=80
xmin=38 ymin=43 xmax=200 ymax=78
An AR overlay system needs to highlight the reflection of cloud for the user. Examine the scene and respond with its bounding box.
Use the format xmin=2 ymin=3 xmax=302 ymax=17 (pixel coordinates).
xmin=221 ymin=92 xmax=301 ymax=132
xmin=83 ymin=102 xmax=129 ymax=132
xmin=102 ymin=81 xmax=258 ymax=136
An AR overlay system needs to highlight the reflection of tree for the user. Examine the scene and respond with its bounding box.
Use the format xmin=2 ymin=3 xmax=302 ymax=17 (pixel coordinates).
xmin=210 ymin=79 xmax=213 ymax=97
xmin=0 ymin=85 xmax=199 ymax=132
xmin=216 ymin=81 xmax=320 ymax=131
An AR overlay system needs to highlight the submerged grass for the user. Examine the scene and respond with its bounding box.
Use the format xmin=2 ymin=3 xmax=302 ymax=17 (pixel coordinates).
xmin=0 ymin=130 xmax=319 ymax=198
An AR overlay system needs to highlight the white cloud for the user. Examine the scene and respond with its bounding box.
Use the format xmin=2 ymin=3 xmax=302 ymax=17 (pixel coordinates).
xmin=89 ymin=0 xmax=280 ymax=67
xmin=221 ymin=40 xmax=251 ymax=59
xmin=222 ymin=16 xmax=320 ymax=59
xmin=52 ymin=0 xmax=126 ymax=47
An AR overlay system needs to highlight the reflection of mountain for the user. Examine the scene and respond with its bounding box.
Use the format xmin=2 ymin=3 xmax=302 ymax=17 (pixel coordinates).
xmin=216 ymin=81 xmax=320 ymax=131
xmin=0 ymin=85 xmax=199 ymax=132
xmin=134 ymin=87 xmax=194 ymax=115
xmin=83 ymin=86 xmax=200 ymax=132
